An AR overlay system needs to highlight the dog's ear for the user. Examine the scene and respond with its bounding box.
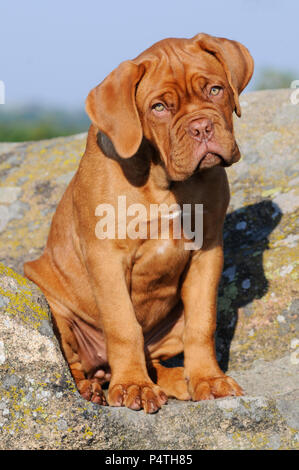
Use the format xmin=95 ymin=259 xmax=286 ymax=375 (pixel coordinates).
xmin=191 ymin=33 xmax=254 ymax=117
xmin=85 ymin=61 xmax=145 ymax=158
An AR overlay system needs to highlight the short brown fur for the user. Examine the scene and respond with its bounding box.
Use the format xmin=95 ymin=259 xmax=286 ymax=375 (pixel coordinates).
xmin=24 ymin=33 xmax=254 ymax=412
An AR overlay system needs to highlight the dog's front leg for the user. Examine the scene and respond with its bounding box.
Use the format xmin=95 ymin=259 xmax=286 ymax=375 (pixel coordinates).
xmin=181 ymin=245 xmax=243 ymax=400
xmin=84 ymin=248 xmax=167 ymax=413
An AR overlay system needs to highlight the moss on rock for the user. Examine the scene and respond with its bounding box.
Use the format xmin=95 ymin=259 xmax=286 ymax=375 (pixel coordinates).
xmin=0 ymin=90 xmax=298 ymax=449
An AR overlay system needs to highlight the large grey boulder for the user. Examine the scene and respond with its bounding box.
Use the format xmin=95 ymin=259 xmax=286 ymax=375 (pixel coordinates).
xmin=0 ymin=89 xmax=298 ymax=449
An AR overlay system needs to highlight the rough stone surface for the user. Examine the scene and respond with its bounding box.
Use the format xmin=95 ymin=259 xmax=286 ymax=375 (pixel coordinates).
xmin=0 ymin=90 xmax=298 ymax=449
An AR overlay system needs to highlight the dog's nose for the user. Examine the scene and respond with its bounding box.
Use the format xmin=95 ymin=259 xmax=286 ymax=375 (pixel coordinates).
xmin=188 ymin=118 xmax=214 ymax=142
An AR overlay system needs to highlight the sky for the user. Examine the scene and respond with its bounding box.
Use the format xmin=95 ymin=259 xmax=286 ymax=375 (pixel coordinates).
xmin=0 ymin=0 xmax=298 ymax=109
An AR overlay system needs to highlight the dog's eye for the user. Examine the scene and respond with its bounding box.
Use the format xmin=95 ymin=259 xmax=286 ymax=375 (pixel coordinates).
xmin=152 ymin=103 xmax=165 ymax=112
xmin=210 ymin=86 xmax=222 ymax=96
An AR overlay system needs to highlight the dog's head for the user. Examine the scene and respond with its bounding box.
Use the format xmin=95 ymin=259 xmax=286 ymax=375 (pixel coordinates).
xmin=86 ymin=33 xmax=254 ymax=181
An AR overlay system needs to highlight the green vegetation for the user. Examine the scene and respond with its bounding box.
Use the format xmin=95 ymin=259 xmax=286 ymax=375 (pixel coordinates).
xmin=254 ymin=67 xmax=296 ymax=91
xmin=0 ymin=105 xmax=89 ymax=142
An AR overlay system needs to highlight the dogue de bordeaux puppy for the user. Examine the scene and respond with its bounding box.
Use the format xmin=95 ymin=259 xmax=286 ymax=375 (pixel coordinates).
xmin=24 ymin=33 xmax=254 ymax=413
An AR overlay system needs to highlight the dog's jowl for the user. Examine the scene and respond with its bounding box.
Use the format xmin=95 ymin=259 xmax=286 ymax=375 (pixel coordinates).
xmin=24 ymin=33 xmax=254 ymax=413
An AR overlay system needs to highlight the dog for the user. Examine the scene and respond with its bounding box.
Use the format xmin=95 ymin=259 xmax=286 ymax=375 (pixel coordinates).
xmin=24 ymin=33 xmax=254 ymax=413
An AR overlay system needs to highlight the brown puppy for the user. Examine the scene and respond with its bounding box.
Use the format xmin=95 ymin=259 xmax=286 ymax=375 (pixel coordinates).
xmin=24 ymin=33 xmax=254 ymax=413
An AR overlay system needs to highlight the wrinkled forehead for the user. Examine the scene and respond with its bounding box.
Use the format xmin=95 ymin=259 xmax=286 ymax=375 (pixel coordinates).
xmin=134 ymin=38 xmax=227 ymax=104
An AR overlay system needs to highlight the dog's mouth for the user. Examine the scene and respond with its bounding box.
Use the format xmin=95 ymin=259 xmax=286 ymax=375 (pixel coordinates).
xmin=195 ymin=152 xmax=229 ymax=171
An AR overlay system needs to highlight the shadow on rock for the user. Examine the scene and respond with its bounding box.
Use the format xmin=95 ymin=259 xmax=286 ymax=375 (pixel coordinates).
xmin=216 ymin=200 xmax=282 ymax=371
xmin=163 ymin=200 xmax=282 ymax=371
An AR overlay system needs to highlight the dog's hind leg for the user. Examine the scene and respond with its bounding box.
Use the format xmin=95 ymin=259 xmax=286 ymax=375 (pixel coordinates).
xmin=146 ymin=309 xmax=190 ymax=400
xmin=48 ymin=299 xmax=108 ymax=405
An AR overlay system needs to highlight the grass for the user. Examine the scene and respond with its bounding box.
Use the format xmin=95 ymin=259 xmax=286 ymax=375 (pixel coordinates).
xmin=0 ymin=105 xmax=90 ymax=142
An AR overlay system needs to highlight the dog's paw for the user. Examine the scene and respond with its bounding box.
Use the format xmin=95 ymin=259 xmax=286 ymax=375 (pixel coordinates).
xmin=108 ymin=382 xmax=168 ymax=413
xmin=188 ymin=375 xmax=243 ymax=401
xmin=77 ymin=378 xmax=107 ymax=405
xmin=151 ymin=365 xmax=191 ymax=401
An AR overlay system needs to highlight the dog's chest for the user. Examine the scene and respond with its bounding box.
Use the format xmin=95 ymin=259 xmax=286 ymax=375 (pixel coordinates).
xmin=130 ymin=238 xmax=190 ymax=330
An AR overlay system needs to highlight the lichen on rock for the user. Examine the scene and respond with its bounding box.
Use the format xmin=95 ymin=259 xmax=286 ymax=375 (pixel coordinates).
xmin=0 ymin=90 xmax=298 ymax=449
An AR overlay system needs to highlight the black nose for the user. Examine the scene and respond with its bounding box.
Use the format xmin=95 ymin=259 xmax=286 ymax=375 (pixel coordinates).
xmin=188 ymin=118 xmax=214 ymax=142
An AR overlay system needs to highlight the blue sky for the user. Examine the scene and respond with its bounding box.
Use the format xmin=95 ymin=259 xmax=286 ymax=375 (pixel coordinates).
xmin=0 ymin=0 xmax=298 ymax=108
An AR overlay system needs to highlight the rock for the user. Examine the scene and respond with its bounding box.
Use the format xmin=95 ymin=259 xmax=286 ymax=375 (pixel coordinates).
xmin=0 ymin=133 xmax=86 ymax=272
xmin=0 ymin=264 xmax=298 ymax=449
xmin=215 ymin=89 xmax=299 ymax=373
xmin=0 ymin=90 xmax=298 ymax=449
